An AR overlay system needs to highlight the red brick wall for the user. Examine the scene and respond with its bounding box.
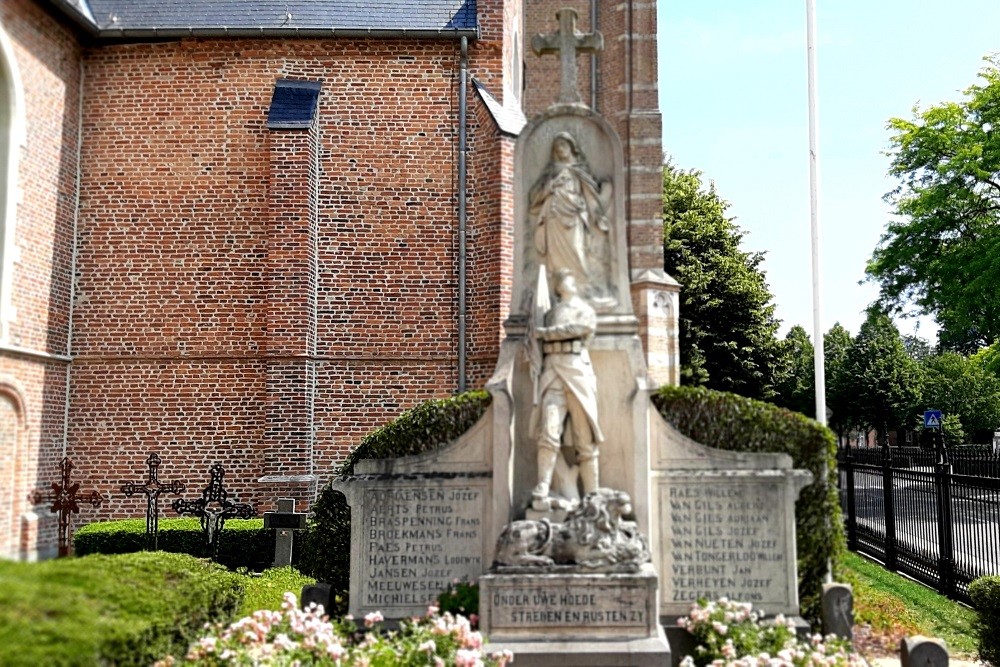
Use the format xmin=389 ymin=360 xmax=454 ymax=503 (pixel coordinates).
xmin=1 ymin=0 xmax=514 ymax=543
xmin=69 ymin=34 xmax=509 ymax=518
xmin=0 ymin=0 xmax=81 ymax=558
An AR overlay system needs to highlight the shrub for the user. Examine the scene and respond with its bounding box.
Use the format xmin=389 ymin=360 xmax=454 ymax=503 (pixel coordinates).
xmin=677 ymin=598 xmax=863 ymax=667
xmin=299 ymin=390 xmax=491 ymax=601
xmin=652 ymin=385 xmax=844 ymax=623
xmin=969 ymin=575 xmax=1000 ymax=665
xmin=438 ymin=579 xmax=480 ymax=622
xmin=162 ymin=592 xmax=512 ymax=666
xmin=74 ymin=517 xmax=287 ymax=571
xmin=338 ymin=389 xmax=492 ymax=475
xmin=0 ymin=551 xmax=243 ymax=667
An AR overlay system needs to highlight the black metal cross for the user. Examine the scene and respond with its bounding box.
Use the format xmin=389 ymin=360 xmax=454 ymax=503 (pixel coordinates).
xmin=29 ymin=457 xmax=104 ymax=557
xmin=531 ymin=7 xmax=604 ymax=105
xmin=121 ymin=452 xmax=185 ymax=551
xmin=172 ymin=464 xmax=255 ymax=558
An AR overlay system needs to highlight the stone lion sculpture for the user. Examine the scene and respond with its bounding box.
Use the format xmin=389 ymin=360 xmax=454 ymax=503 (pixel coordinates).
xmin=493 ymin=488 xmax=650 ymax=571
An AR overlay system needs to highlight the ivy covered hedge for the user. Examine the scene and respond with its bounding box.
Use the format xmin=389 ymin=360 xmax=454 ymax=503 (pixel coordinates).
xmin=298 ymin=390 xmax=492 ymax=610
xmin=0 ymin=552 xmax=242 ymax=667
xmin=651 ymin=384 xmax=844 ymax=623
xmin=73 ymin=517 xmax=287 ymax=571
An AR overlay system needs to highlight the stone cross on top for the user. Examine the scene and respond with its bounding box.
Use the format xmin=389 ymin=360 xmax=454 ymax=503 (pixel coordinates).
xmin=531 ymin=7 xmax=604 ymax=105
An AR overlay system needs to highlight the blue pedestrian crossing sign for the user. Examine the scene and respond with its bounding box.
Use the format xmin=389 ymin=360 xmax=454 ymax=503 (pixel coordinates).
xmin=924 ymin=409 xmax=943 ymax=429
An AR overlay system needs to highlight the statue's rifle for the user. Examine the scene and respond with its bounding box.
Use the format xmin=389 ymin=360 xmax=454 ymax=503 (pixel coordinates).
xmin=523 ymin=264 xmax=551 ymax=406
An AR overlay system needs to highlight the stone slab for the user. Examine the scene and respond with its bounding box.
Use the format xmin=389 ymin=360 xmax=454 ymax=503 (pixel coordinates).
xmin=480 ymin=564 xmax=660 ymax=642
xmin=335 ymin=475 xmax=491 ymax=620
xmin=655 ymin=470 xmax=808 ymax=616
xmin=484 ymin=626 xmax=671 ymax=667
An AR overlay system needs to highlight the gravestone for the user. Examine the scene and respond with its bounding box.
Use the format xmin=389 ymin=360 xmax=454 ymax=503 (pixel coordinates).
xmin=264 ymin=497 xmax=307 ymax=567
xmin=901 ymin=636 xmax=949 ymax=667
xmin=822 ymin=582 xmax=854 ymax=640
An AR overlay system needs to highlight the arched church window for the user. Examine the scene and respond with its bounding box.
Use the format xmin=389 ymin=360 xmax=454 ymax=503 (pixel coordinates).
xmin=0 ymin=24 xmax=24 ymax=342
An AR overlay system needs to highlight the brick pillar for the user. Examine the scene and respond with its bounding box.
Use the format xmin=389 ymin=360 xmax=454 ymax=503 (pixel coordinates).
xmin=259 ymin=85 xmax=321 ymax=506
xmin=602 ymin=0 xmax=675 ymax=385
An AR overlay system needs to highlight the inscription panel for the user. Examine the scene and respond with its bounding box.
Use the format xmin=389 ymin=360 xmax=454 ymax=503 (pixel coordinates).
xmin=355 ymin=480 xmax=487 ymax=618
xmin=481 ymin=567 xmax=659 ymax=641
xmin=658 ymin=478 xmax=795 ymax=616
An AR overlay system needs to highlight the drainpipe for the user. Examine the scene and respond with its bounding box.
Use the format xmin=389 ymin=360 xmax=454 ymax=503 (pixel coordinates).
xmin=590 ymin=0 xmax=598 ymax=111
xmin=63 ymin=60 xmax=85 ymax=457
xmin=457 ymin=36 xmax=468 ymax=393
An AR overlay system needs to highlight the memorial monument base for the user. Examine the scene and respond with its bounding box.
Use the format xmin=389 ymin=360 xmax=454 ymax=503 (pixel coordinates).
xmin=484 ymin=630 xmax=671 ymax=667
xmin=480 ymin=564 xmax=670 ymax=666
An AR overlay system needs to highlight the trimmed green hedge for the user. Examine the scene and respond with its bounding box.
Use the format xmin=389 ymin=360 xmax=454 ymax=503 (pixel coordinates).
xmin=339 ymin=390 xmax=492 ymax=474
xmin=651 ymin=384 xmax=844 ymax=623
xmin=299 ymin=390 xmax=492 ymax=609
xmin=970 ymin=575 xmax=1000 ymax=665
xmin=73 ymin=517 xmax=288 ymax=571
xmin=0 ymin=551 xmax=242 ymax=667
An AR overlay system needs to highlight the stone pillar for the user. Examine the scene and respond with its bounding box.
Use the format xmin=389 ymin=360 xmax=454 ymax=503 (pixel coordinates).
xmin=258 ymin=81 xmax=322 ymax=506
xmin=631 ymin=269 xmax=680 ymax=388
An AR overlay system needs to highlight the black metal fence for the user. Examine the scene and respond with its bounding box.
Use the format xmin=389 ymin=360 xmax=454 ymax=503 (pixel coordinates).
xmin=837 ymin=441 xmax=1000 ymax=602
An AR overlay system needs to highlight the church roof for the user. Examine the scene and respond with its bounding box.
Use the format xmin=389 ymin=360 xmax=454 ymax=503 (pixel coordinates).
xmin=49 ymin=0 xmax=478 ymax=39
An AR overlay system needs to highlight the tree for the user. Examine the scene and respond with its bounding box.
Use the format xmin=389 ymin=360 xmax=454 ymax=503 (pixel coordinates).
xmin=839 ymin=310 xmax=923 ymax=435
xmin=824 ymin=323 xmax=854 ymax=436
xmin=920 ymin=351 xmax=1000 ymax=441
xmin=772 ymin=325 xmax=816 ymax=417
xmin=867 ymin=55 xmax=1000 ymax=350
xmin=662 ymin=161 xmax=785 ymax=400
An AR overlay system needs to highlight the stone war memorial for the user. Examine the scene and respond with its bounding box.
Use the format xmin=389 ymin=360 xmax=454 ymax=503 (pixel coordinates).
xmin=334 ymin=8 xmax=813 ymax=665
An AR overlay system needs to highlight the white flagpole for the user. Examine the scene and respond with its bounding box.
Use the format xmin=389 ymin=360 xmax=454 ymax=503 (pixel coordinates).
xmin=806 ymin=0 xmax=827 ymax=428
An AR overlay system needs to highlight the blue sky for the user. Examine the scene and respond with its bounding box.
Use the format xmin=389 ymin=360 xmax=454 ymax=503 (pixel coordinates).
xmin=657 ymin=0 xmax=1000 ymax=342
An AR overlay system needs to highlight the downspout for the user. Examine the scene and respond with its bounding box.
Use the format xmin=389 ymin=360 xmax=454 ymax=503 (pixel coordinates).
xmin=457 ymin=36 xmax=468 ymax=393
xmin=590 ymin=0 xmax=598 ymax=111
xmin=63 ymin=60 xmax=85 ymax=456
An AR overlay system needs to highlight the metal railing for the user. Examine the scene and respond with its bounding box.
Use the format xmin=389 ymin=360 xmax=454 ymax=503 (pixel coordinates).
xmin=837 ymin=438 xmax=1000 ymax=602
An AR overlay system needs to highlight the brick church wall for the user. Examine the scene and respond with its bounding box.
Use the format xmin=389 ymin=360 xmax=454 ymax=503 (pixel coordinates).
xmin=0 ymin=0 xmax=82 ymax=558
xmin=71 ymin=33 xmax=508 ymax=519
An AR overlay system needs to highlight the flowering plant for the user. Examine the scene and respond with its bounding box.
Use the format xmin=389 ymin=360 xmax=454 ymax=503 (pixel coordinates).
xmin=155 ymin=593 xmax=513 ymax=667
xmin=677 ymin=598 xmax=864 ymax=667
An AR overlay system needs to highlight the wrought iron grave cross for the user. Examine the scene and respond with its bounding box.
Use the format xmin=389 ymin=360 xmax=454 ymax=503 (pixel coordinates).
xmin=121 ymin=452 xmax=185 ymax=550
xmin=263 ymin=497 xmax=308 ymax=567
xmin=172 ymin=464 xmax=255 ymax=558
xmin=531 ymin=7 xmax=604 ymax=105
xmin=29 ymin=457 xmax=104 ymax=557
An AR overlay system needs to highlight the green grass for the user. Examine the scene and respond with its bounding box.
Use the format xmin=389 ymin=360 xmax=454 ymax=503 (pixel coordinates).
xmin=839 ymin=551 xmax=978 ymax=657
xmin=238 ymin=565 xmax=316 ymax=616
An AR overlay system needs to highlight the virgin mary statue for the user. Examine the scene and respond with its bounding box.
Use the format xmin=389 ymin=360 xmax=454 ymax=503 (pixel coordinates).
xmin=529 ymin=131 xmax=614 ymax=307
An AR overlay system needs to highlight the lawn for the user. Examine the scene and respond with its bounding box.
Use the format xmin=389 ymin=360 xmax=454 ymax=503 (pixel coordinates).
xmin=839 ymin=551 xmax=978 ymax=658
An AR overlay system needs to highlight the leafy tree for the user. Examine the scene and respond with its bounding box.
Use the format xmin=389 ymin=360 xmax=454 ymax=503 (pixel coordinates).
xmin=902 ymin=334 xmax=934 ymax=362
xmin=772 ymin=325 xmax=816 ymax=417
xmin=824 ymin=323 xmax=854 ymax=436
xmin=971 ymin=340 xmax=1000 ymax=376
xmin=867 ymin=55 xmax=1000 ymax=350
xmin=662 ymin=161 xmax=785 ymax=400
xmin=840 ymin=310 xmax=923 ymax=435
xmin=920 ymin=351 xmax=1000 ymax=441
